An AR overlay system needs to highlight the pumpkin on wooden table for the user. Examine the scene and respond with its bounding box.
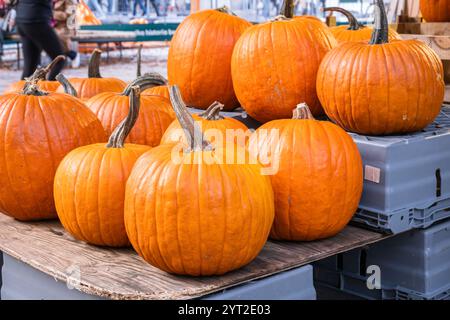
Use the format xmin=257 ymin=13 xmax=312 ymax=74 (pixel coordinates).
xmin=168 ymin=6 xmax=252 ymax=110
xmin=4 ymin=56 xmax=66 ymax=94
xmin=161 ymin=101 xmax=249 ymax=147
xmin=248 ymin=103 xmax=363 ymax=241
xmin=124 ymin=86 xmax=275 ymax=276
xmin=54 ymin=87 xmax=150 ymax=247
xmin=323 ymin=7 xmax=400 ymax=43
xmin=0 ymin=78 xmax=106 ymax=221
xmin=420 ymin=0 xmax=450 ymax=22
xmin=231 ymin=0 xmax=337 ymax=122
xmin=86 ymin=73 xmax=175 ymax=146
xmin=57 ymin=49 xmax=127 ymax=100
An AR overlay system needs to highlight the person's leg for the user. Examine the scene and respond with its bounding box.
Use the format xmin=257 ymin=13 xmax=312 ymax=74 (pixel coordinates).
xmin=133 ymin=0 xmax=138 ymax=15
xmin=38 ymin=24 xmax=66 ymax=79
xmin=17 ymin=24 xmax=42 ymax=79
xmin=150 ymin=0 xmax=160 ymax=15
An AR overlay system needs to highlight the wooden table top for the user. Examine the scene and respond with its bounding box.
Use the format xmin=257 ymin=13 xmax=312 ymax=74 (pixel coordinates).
xmin=0 ymin=214 xmax=389 ymax=300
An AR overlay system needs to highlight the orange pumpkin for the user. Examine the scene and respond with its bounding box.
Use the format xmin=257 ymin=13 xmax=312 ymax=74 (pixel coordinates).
xmin=0 ymin=78 xmax=106 ymax=221
xmin=161 ymin=101 xmax=249 ymax=147
xmin=317 ymin=0 xmax=444 ymax=135
xmin=124 ymin=86 xmax=274 ymax=276
xmin=4 ymin=56 xmax=65 ymax=94
xmin=231 ymin=1 xmax=337 ymax=123
xmin=168 ymin=7 xmax=252 ymax=110
xmin=54 ymin=87 xmax=151 ymax=247
xmin=420 ymin=0 xmax=450 ymax=22
xmin=86 ymin=74 xmax=175 ymax=146
xmin=324 ymin=7 xmax=400 ymax=43
xmin=248 ymin=103 xmax=363 ymax=241
xmin=57 ymin=49 xmax=127 ymax=100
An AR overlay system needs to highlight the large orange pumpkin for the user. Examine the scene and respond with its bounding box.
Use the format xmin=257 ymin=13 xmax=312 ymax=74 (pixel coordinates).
xmin=317 ymin=0 xmax=444 ymax=135
xmin=161 ymin=101 xmax=249 ymax=147
xmin=420 ymin=0 xmax=450 ymax=22
xmin=86 ymin=74 xmax=175 ymax=146
xmin=0 ymin=79 xmax=106 ymax=221
xmin=324 ymin=7 xmax=400 ymax=43
xmin=231 ymin=0 xmax=337 ymax=123
xmin=168 ymin=7 xmax=251 ymax=110
xmin=4 ymin=56 xmax=65 ymax=94
xmin=124 ymin=86 xmax=274 ymax=276
xmin=57 ymin=49 xmax=127 ymax=100
xmin=248 ymin=103 xmax=363 ymax=241
xmin=54 ymin=87 xmax=151 ymax=247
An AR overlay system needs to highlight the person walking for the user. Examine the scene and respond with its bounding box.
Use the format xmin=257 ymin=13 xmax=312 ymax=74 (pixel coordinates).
xmin=15 ymin=0 xmax=65 ymax=80
xmin=133 ymin=0 xmax=146 ymax=16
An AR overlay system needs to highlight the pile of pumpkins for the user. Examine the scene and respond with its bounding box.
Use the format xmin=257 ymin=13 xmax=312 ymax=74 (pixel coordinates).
xmin=0 ymin=0 xmax=445 ymax=277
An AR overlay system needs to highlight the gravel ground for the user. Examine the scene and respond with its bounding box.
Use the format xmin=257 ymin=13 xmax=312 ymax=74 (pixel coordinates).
xmin=0 ymin=46 xmax=169 ymax=92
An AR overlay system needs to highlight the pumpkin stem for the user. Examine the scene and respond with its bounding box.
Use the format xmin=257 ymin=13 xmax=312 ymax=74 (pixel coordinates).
xmin=21 ymin=77 xmax=48 ymax=96
xmin=216 ymin=6 xmax=237 ymax=16
xmin=293 ymin=103 xmax=315 ymax=120
xmin=169 ymin=85 xmax=213 ymax=152
xmin=122 ymin=73 xmax=168 ymax=96
xmin=280 ymin=0 xmax=295 ymax=18
xmin=136 ymin=44 xmax=143 ymax=77
xmin=22 ymin=55 xmax=66 ymax=92
xmin=323 ymin=7 xmax=364 ymax=30
xmin=56 ymin=74 xmax=78 ymax=97
xmin=88 ymin=49 xmax=103 ymax=78
xmin=199 ymin=101 xmax=224 ymax=120
xmin=369 ymin=0 xmax=389 ymax=45
xmin=107 ymin=86 xmax=141 ymax=148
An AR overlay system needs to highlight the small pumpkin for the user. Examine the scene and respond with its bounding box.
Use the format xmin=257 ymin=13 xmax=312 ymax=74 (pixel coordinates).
xmin=317 ymin=0 xmax=444 ymax=135
xmin=57 ymin=49 xmax=127 ymax=100
xmin=323 ymin=7 xmax=400 ymax=43
xmin=0 ymin=78 xmax=106 ymax=221
xmin=4 ymin=56 xmax=66 ymax=94
xmin=161 ymin=101 xmax=249 ymax=147
xmin=124 ymin=86 xmax=274 ymax=276
xmin=54 ymin=86 xmax=151 ymax=247
xmin=231 ymin=0 xmax=337 ymax=123
xmin=248 ymin=103 xmax=363 ymax=241
xmin=168 ymin=6 xmax=252 ymax=110
xmin=86 ymin=73 xmax=175 ymax=146
xmin=420 ymin=0 xmax=450 ymax=22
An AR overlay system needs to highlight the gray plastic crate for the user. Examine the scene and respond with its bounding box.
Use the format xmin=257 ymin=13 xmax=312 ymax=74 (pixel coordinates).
xmin=314 ymin=218 xmax=450 ymax=300
xmin=350 ymin=105 xmax=450 ymax=234
xmin=205 ymin=265 xmax=316 ymax=300
xmin=0 ymin=251 xmax=3 ymax=299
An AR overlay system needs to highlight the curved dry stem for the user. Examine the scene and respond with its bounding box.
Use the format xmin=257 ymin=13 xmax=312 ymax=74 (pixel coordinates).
xmin=56 ymin=74 xmax=78 ymax=97
xmin=280 ymin=0 xmax=295 ymax=18
xmin=88 ymin=49 xmax=103 ymax=78
xmin=136 ymin=44 xmax=143 ymax=77
xmin=21 ymin=77 xmax=48 ymax=96
xmin=323 ymin=7 xmax=364 ymax=30
xmin=369 ymin=0 xmax=389 ymax=45
xmin=216 ymin=6 xmax=237 ymax=16
xmin=123 ymin=73 xmax=168 ymax=96
xmin=199 ymin=101 xmax=224 ymax=120
xmin=169 ymin=85 xmax=213 ymax=152
xmin=293 ymin=103 xmax=315 ymax=120
xmin=107 ymin=86 xmax=141 ymax=148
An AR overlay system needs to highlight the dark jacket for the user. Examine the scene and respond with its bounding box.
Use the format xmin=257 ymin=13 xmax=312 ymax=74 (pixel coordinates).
xmin=16 ymin=0 xmax=53 ymax=23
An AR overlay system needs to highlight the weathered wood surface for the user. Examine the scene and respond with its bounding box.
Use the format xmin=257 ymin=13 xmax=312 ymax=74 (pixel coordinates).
xmin=445 ymin=85 xmax=450 ymax=103
xmin=396 ymin=22 xmax=450 ymax=35
xmin=399 ymin=34 xmax=450 ymax=60
xmin=0 ymin=214 xmax=389 ymax=300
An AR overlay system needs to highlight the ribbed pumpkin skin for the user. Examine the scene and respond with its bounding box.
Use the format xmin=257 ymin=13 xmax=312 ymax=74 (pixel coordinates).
xmin=54 ymin=144 xmax=150 ymax=246
xmin=0 ymin=93 xmax=106 ymax=221
xmin=124 ymin=144 xmax=275 ymax=276
xmin=4 ymin=80 xmax=60 ymax=94
xmin=57 ymin=78 xmax=127 ymax=100
xmin=330 ymin=26 xmax=401 ymax=43
xmin=248 ymin=119 xmax=363 ymax=241
xmin=161 ymin=114 xmax=249 ymax=146
xmin=86 ymin=93 xmax=175 ymax=146
xmin=168 ymin=10 xmax=251 ymax=110
xmin=317 ymin=40 xmax=444 ymax=135
xmin=420 ymin=0 xmax=450 ymax=22
xmin=231 ymin=18 xmax=337 ymax=123
xmin=142 ymin=85 xmax=170 ymax=99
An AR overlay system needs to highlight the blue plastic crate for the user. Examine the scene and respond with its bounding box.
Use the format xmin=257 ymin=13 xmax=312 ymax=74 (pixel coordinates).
xmin=350 ymin=105 xmax=450 ymax=234
xmin=314 ymin=218 xmax=450 ymax=300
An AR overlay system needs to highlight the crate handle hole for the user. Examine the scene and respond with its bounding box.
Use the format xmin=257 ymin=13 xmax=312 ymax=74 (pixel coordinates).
xmin=436 ymin=169 xmax=442 ymax=197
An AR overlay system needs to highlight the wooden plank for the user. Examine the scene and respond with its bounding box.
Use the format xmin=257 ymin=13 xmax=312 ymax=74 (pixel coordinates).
xmin=396 ymin=22 xmax=450 ymax=35
xmin=0 ymin=214 xmax=389 ymax=300
xmin=400 ymin=34 xmax=450 ymax=60
xmin=445 ymin=85 xmax=450 ymax=103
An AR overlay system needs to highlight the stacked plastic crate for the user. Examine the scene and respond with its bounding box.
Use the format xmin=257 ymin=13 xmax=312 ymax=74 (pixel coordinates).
xmin=314 ymin=104 xmax=450 ymax=300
